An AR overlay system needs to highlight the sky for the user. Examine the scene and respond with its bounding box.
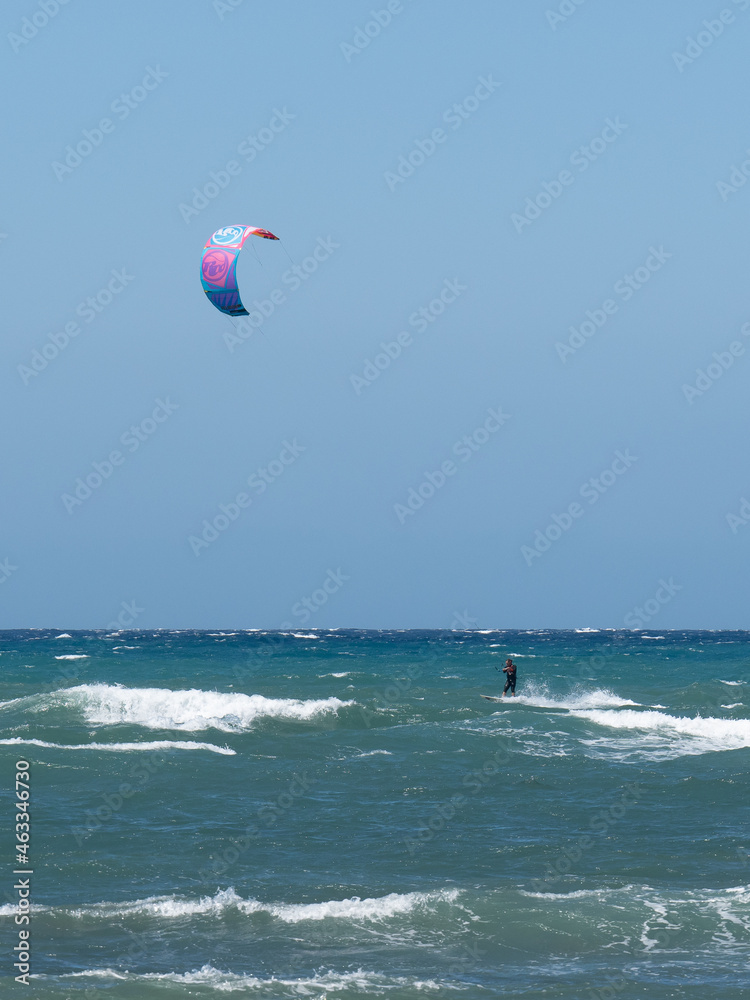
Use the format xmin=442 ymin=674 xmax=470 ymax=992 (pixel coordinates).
xmin=1 ymin=0 xmax=749 ymax=630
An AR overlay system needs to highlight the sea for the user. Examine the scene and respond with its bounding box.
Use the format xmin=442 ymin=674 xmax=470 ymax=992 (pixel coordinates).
xmin=0 ymin=628 xmax=748 ymax=999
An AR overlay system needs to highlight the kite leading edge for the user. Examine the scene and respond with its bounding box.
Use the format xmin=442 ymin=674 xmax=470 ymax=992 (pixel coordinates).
xmin=200 ymin=225 xmax=279 ymax=317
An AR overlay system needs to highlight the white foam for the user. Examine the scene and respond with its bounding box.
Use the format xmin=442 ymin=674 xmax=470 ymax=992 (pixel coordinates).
xmin=262 ymin=888 xmax=459 ymax=923
xmin=520 ymin=887 xmax=632 ymax=900
xmin=720 ymin=680 xmax=743 ymax=686
xmin=55 ymin=967 xmax=447 ymax=993
xmin=0 ymin=695 xmax=27 ymax=709
xmin=55 ymin=633 xmax=72 ymax=639
xmin=574 ymin=708 xmax=750 ymax=757
xmin=58 ymin=886 xmax=458 ymax=924
xmin=513 ymin=684 xmax=639 ymax=711
xmin=574 ymin=628 xmax=600 ymax=633
xmin=0 ymin=737 xmax=235 ymax=755
xmin=53 ymin=969 xmax=128 ymax=980
xmin=292 ymin=632 xmax=321 ymax=638
xmin=52 ymin=684 xmax=353 ymax=732
xmin=320 ymin=672 xmax=350 ymax=678
xmin=54 ymin=654 xmax=89 ymax=660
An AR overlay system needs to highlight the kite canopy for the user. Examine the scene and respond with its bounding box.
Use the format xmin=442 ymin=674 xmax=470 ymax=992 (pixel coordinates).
xmin=200 ymin=225 xmax=279 ymax=317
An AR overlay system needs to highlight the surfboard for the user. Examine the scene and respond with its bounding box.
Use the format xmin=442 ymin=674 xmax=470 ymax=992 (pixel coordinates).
xmin=481 ymin=695 xmax=504 ymax=702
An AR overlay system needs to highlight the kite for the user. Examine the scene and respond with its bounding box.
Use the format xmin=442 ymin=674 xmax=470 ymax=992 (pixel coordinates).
xmin=200 ymin=225 xmax=279 ymax=317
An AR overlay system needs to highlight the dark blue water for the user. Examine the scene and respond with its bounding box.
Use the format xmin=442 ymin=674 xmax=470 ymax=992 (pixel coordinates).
xmin=0 ymin=629 xmax=748 ymax=998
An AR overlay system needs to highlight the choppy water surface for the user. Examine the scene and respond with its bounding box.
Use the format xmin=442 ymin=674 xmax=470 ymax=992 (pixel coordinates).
xmin=0 ymin=629 xmax=748 ymax=998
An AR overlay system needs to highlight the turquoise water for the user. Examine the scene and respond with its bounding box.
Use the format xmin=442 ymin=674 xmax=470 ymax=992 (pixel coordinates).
xmin=0 ymin=629 xmax=748 ymax=998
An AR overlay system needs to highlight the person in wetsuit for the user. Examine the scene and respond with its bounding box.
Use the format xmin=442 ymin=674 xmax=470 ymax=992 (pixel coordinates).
xmin=502 ymin=658 xmax=517 ymax=697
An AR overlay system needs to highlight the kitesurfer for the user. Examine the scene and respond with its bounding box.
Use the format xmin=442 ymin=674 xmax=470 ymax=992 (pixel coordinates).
xmin=502 ymin=658 xmax=517 ymax=697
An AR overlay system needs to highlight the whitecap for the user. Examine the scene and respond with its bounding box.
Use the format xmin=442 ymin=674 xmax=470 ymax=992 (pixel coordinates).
xmin=50 ymin=683 xmax=353 ymax=732
xmin=0 ymin=737 xmax=235 ymax=755
xmin=574 ymin=708 xmax=750 ymax=758
xmin=55 ymin=633 xmax=72 ymax=639
xmin=52 ymin=966 xmax=447 ymax=993
xmin=55 ymin=886 xmax=459 ymax=924
xmin=54 ymin=654 xmax=89 ymax=660
xmin=512 ymin=684 xmax=639 ymax=711
xmin=520 ymin=887 xmax=633 ymax=900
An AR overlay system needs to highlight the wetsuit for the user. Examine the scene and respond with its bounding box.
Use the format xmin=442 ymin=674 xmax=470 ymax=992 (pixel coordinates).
xmin=503 ymin=665 xmax=516 ymax=694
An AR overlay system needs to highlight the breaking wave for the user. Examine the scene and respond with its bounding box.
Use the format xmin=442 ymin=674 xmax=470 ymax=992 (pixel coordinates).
xmin=0 ymin=737 xmax=235 ymax=755
xmin=22 ymin=886 xmax=460 ymax=924
xmin=46 ymin=684 xmax=353 ymax=732
xmin=573 ymin=708 xmax=750 ymax=758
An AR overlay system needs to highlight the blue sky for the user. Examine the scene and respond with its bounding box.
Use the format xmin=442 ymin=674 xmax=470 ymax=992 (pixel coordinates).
xmin=2 ymin=0 xmax=749 ymax=629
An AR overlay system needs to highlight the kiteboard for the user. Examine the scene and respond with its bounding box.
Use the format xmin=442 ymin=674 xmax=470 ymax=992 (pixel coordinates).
xmin=481 ymin=695 xmax=505 ymax=702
